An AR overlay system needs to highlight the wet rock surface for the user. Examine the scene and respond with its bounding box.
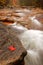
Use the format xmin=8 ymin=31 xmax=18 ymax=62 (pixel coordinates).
xmin=0 ymin=8 xmax=43 ymax=65
xmin=0 ymin=22 xmax=27 ymax=65
xmin=0 ymin=8 xmax=43 ymax=31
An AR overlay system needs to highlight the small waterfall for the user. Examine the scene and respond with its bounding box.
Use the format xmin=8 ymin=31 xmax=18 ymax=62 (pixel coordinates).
xmin=9 ymin=23 xmax=43 ymax=65
xmin=18 ymin=30 xmax=43 ymax=65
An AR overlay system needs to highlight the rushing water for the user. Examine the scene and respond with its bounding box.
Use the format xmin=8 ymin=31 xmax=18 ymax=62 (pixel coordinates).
xmin=18 ymin=30 xmax=43 ymax=65
xmin=7 ymin=8 xmax=43 ymax=65
xmin=29 ymin=16 xmax=41 ymax=26
xmin=9 ymin=23 xmax=43 ymax=65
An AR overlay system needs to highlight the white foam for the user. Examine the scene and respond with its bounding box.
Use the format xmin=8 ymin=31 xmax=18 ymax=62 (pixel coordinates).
xmin=19 ymin=30 xmax=43 ymax=50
